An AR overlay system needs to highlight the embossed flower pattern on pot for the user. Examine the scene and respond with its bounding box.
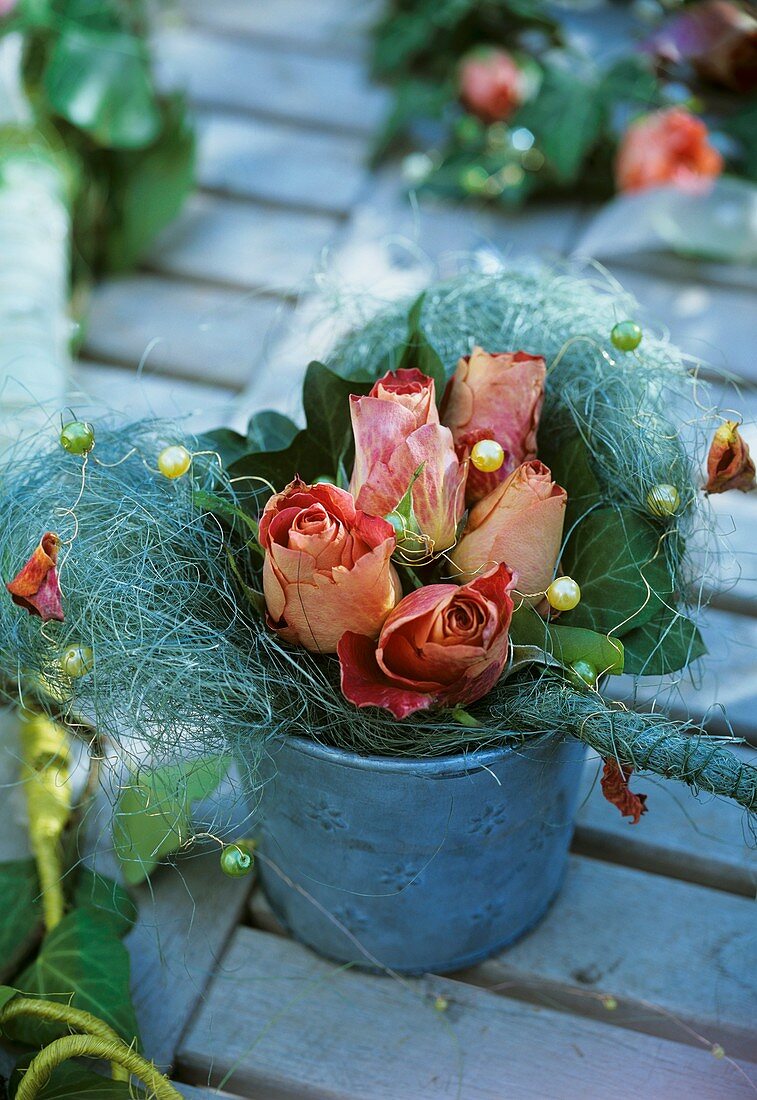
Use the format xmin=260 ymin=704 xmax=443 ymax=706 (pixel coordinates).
xmin=332 ymin=904 xmax=369 ymax=934
xmin=304 ymin=799 xmax=348 ymax=832
xmin=380 ymin=862 xmax=420 ymax=892
xmin=471 ymin=899 xmax=501 ymax=926
xmin=468 ymin=802 xmax=509 ymax=836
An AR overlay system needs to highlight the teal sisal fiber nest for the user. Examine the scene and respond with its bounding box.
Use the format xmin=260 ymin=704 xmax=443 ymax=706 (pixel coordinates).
xmin=0 ymin=266 xmax=755 ymax=816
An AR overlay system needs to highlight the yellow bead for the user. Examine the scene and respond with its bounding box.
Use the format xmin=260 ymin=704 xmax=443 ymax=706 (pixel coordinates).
xmin=546 ymin=576 xmax=581 ymax=611
xmin=61 ymin=645 xmax=94 ymax=679
xmin=470 ymin=439 xmax=505 ymax=473
xmin=158 ymin=445 xmax=192 ymax=480
xmin=647 ymin=483 xmax=679 ymax=517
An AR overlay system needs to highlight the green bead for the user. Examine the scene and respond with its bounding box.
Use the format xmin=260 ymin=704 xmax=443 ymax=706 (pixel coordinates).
xmin=220 ymin=844 xmax=253 ymax=878
xmin=610 ymin=321 xmax=642 ymax=352
xmin=60 ymin=420 xmax=95 ymax=455
xmin=460 ymin=165 xmax=489 ymax=195
xmin=61 ymin=645 xmax=94 ymax=679
xmin=571 ymin=659 xmax=598 ymax=686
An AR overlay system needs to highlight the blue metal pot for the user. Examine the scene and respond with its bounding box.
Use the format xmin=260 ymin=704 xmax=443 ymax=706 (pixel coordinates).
xmin=254 ymin=733 xmax=586 ymax=975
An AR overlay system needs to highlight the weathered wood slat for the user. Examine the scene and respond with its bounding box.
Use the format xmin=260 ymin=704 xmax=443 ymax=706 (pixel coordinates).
xmin=177 ymin=925 xmax=757 ymax=1098
xmin=176 ymin=1086 xmax=239 ymax=1100
xmin=150 ymin=194 xmax=338 ymax=295
xmin=124 ymin=856 xmax=254 ymax=1072
xmin=575 ymin=749 xmax=757 ymax=896
xmin=610 ymin=606 xmax=757 ymax=743
xmin=612 ymin=267 xmax=757 ymax=384
xmin=84 ymin=275 xmax=291 ymax=389
xmin=196 ymin=113 xmax=368 ymax=217
xmin=179 ymin=0 xmax=380 ymax=56
xmin=459 ymin=853 xmax=756 ymax=1061
xmin=73 ymin=361 xmax=236 ymax=431
xmin=157 ymin=29 xmax=386 ymax=136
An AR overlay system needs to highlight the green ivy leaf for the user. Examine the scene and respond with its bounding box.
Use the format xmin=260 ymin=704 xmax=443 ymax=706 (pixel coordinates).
xmin=43 ymin=27 xmax=161 ymax=149
xmin=113 ymin=756 xmax=231 ymax=885
xmin=246 ymin=410 xmax=299 ymax=452
xmin=71 ymin=870 xmax=137 ymax=938
xmin=0 ymin=985 xmax=18 ymax=1013
xmin=622 ymin=609 xmax=706 ymax=676
xmin=8 ymin=1058 xmax=146 ymax=1099
xmin=561 ymin=507 xmax=674 ymax=636
xmin=514 ymin=60 xmax=603 ymax=185
xmin=104 ymin=94 xmax=195 ymax=269
xmin=537 ymin=431 xmax=601 ymax=530
xmin=509 ymin=608 xmax=624 ymax=675
xmin=228 ymin=362 xmax=373 ymax=496
xmin=8 ymin=909 xmax=139 ymax=1047
xmin=0 ymin=860 xmax=42 ymax=983
xmin=201 ymin=428 xmax=249 ymax=469
xmin=598 ymin=56 xmax=662 ymax=113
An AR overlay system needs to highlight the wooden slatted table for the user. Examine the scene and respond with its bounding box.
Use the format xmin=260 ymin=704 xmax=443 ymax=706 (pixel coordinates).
xmin=4 ymin=0 xmax=756 ymax=1096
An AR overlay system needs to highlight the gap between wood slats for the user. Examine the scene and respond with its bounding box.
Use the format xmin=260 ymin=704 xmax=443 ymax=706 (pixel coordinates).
xmin=175 ymin=924 xmax=757 ymax=1099
xmin=245 ymin=847 xmax=756 ymax=1064
xmin=178 ymin=0 xmax=380 ymax=61
xmin=155 ymin=28 xmax=386 ymax=140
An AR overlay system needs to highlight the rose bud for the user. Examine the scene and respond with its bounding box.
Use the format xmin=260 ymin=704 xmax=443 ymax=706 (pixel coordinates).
xmin=704 ymin=420 xmax=756 ymax=493
xmin=450 ymin=460 xmax=567 ymax=602
xmin=258 ymin=479 xmax=401 ymax=653
xmin=350 ymin=369 xmax=467 ymax=556
xmin=615 ymin=107 xmax=723 ymax=194
xmin=338 ymin=563 xmax=516 ymax=719
xmin=459 ymin=49 xmax=524 ymax=124
xmin=441 ymin=346 xmax=546 ymax=503
xmin=646 ymin=0 xmax=757 ymax=94
xmin=6 ymin=532 xmax=64 ymax=622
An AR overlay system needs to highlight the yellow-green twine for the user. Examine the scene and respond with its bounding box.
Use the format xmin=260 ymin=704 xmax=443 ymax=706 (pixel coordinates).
xmin=18 ymin=711 xmax=72 ymax=931
xmin=12 ymin=1034 xmax=182 ymax=1100
xmin=0 ymin=998 xmax=130 ymax=1082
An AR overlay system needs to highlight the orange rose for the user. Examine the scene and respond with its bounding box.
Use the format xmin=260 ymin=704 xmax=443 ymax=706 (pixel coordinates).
xmin=459 ymin=49 xmax=524 ymax=123
xmin=615 ymin=107 xmax=723 ymax=194
xmin=704 ymin=420 xmax=756 ymax=493
xmin=450 ymin=460 xmax=567 ymax=601
xmin=338 ymin=564 xmax=516 ymax=719
xmin=441 ymin=346 xmax=546 ymax=503
xmin=350 ymin=369 xmax=467 ymax=556
xmin=259 ymin=480 xmax=401 ymax=653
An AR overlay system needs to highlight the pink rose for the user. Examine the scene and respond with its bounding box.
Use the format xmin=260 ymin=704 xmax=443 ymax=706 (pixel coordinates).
xmin=450 ymin=460 xmax=567 ymax=602
xmin=441 ymin=346 xmax=546 ymax=504
xmin=349 ymin=368 xmax=467 ymax=556
xmin=338 ymin=564 xmax=516 ymax=719
xmin=615 ymin=107 xmax=723 ymax=194
xmin=259 ymin=479 xmax=401 ymax=653
xmin=459 ymin=49 xmax=524 ymax=123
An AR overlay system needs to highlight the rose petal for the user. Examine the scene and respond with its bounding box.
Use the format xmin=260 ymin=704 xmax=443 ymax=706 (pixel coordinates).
xmin=338 ymin=631 xmax=436 ymax=718
xmin=6 ymin=532 xmax=64 ymax=622
xmin=704 ymin=421 xmax=756 ymax=493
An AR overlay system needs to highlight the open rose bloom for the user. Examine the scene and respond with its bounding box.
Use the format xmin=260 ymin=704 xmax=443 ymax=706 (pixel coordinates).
xmin=257 ymin=350 xmax=569 ymax=717
xmin=615 ymin=107 xmax=723 ymax=194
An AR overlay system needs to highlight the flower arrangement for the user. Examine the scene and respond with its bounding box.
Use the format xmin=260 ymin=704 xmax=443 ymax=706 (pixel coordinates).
xmin=0 ymin=266 xmax=755 ymax=969
xmin=372 ymin=0 xmax=755 ymax=208
xmin=1 ymin=264 xmax=755 ymax=800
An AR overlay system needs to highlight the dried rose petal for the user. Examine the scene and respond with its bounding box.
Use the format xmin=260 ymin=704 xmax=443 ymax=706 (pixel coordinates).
xmin=6 ymin=532 xmax=64 ymax=622
xmin=704 ymin=420 xmax=756 ymax=494
xmin=601 ymin=758 xmax=647 ymax=824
